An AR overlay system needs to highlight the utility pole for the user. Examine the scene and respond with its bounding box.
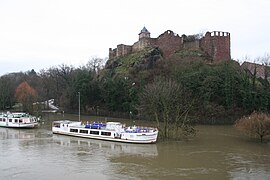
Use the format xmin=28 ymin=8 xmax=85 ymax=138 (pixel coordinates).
xmin=78 ymin=92 xmax=80 ymax=121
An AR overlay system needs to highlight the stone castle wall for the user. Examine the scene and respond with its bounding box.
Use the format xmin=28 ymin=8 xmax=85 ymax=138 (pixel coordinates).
xmin=183 ymin=40 xmax=200 ymax=50
xmin=156 ymin=30 xmax=183 ymax=58
xmin=132 ymin=37 xmax=157 ymax=53
xmin=109 ymin=29 xmax=231 ymax=62
xmin=200 ymin=31 xmax=231 ymax=62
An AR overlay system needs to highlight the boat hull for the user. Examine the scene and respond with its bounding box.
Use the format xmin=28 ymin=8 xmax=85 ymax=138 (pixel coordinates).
xmin=0 ymin=112 xmax=39 ymax=129
xmin=52 ymin=129 xmax=157 ymax=144
xmin=52 ymin=122 xmax=158 ymax=144
xmin=0 ymin=122 xmax=38 ymax=128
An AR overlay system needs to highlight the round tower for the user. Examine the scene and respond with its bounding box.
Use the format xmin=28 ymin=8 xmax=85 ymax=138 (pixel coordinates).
xmin=139 ymin=26 xmax=150 ymax=40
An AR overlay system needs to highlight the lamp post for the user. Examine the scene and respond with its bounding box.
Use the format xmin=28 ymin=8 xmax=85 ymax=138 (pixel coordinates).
xmin=78 ymin=92 xmax=80 ymax=121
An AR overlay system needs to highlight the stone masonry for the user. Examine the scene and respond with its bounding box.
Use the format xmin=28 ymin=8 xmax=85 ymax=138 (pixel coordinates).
xmin=109 ymin=27 xmax=231 ymax=62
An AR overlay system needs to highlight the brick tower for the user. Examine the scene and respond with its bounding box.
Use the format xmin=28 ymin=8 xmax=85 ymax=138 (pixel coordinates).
xmin=200 ymin=31 xmax=231 ymax=62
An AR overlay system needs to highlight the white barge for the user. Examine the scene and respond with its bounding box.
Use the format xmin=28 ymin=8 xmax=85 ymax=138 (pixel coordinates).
xmin=0 ymin=112 xmax=39 ymax=128
xmin=52 ymin=120 xmax=158 ymax=144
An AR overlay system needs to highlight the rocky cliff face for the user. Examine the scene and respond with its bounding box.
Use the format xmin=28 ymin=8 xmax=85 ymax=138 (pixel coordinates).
xmin=104 ymin=47 xmax=162 ymax=76
xmin=103 ymin=46 xmax=212 ymax=79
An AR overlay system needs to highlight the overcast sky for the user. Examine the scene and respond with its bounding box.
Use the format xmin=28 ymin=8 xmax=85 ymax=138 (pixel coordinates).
xmin=0 ymin=0 xmax=269 ymax=75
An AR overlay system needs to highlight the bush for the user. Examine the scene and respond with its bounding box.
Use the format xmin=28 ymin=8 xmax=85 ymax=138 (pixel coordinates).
xmin=235 ymin=112 xmax=270 ymax=142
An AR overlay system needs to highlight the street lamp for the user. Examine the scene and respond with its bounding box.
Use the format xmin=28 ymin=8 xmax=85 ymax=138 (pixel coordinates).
xmin=78 ymin=92 xmax=80 ymax=121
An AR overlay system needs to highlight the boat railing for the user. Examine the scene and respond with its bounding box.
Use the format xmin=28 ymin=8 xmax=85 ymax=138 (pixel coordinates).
xmin=125 ymin=126 xmax=156 ymax=133
xmin=84 ymin=122 xmax=106 ymax=129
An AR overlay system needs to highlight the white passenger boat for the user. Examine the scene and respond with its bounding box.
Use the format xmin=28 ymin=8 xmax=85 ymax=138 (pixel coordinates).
xmin=0 ymin=112 xmax=39 ymax=128
xmin=52 ymin=120 xmax=158 ymax=144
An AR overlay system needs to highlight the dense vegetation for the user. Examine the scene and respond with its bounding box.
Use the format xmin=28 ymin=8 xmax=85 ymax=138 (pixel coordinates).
xmin=1 ymin=49 xmax=270 ymax=129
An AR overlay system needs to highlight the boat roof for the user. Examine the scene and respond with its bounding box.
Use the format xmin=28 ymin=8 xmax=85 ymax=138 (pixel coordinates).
xmin=12 ymin=112 xmax=26 ymax=115
xmin=53 ymin=120 xmax=78 ymax=124
xmin=106 ymin=122 xmax=121 ymax=125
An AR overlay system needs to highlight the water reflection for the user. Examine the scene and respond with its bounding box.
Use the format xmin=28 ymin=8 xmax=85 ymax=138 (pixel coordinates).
xmin=53 ymin=134 xmax=158 ymax=157
xmin=0 ymin=128 xmax=36 ymax=140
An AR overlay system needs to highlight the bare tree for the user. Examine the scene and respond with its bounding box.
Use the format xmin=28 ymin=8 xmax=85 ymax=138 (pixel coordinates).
xmin=15 ymin=82 xmax=38 ymax=113
xmin=235 ymin=112 xmax=270 ymax=142
xmin=139 ymin=78 xmax=195 ymax=139
xmin=86 ymin=57 xmax=105 ymax=74
xmin=257 ymin=53 xmax=270 ymax=66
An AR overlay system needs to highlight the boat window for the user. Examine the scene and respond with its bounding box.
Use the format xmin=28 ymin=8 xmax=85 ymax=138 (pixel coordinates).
xmin=101 ymin=131 xmax=111 ymax=136
xmin=9 ymin=119 xmax=12 ymax=122
xmin=3 ymin=118 xmax=5 ymax=122
xmin=70 ymin=129 xmax=78 ymax=133
xmin=19 ymin=119 xmax=23 ymax=123
xmin=0 ymin=118 xmax=2 ymax=121
xmin=54 ymin=123 xmax=60 ymax=128
xmin=90 ymin=131 xmax=99 ymax=135
xmin=15 ymin=119 xmax=18 ymax=123
xmin=79 ymin=130 xmax=88 ymax=134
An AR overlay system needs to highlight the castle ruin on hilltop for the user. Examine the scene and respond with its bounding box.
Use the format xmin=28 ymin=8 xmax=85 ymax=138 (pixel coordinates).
xmin=109 ymin=27 xmax=231 ymax=62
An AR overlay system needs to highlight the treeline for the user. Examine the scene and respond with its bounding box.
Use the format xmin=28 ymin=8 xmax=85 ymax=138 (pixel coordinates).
xmin=0 ymin=55 xmax=270 ymax=125
xmin=0 ymin=59 xmax=103 ymax=115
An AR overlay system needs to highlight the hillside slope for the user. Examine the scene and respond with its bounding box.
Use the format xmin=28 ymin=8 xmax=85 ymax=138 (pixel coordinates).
xmin=104 ymin=47 xmax=212 ymax=79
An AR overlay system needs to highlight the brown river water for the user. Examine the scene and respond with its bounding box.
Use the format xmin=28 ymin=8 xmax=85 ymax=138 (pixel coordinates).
xmin=0 ymin=114 xmax=269 ymax=180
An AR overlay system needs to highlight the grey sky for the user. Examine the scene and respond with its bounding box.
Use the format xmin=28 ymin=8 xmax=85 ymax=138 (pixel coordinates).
xmin=0 ymin=0 xmax=269 ymax=75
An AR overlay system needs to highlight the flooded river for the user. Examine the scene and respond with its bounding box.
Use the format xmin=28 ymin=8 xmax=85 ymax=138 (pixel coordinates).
xmin=0 ymin=114 xmax=269 ymax=180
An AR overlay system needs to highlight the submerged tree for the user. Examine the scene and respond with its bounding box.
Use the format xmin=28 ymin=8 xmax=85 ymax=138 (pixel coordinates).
xmin=235 ymin=112 xmax=270 ymax=142
xmin=139 ymin=78 xmax=195 ymax=140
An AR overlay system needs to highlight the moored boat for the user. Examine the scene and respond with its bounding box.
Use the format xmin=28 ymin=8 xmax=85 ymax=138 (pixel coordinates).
xmin=0 ymin=112 xmax=39 ymax=128
xmin=52 ymin=120 xmax=158 ymax=144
